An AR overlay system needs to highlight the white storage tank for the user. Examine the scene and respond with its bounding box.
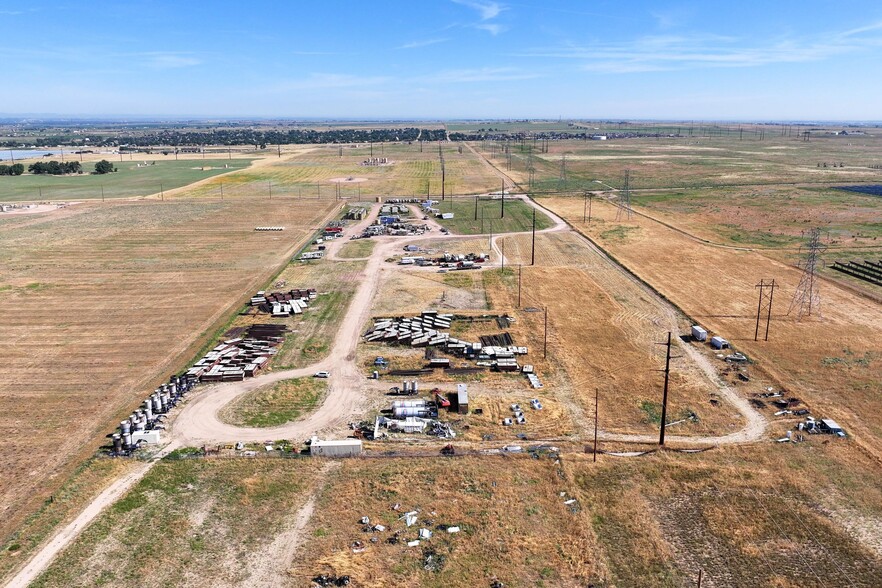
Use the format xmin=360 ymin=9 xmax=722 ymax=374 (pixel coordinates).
xmin=393 ymin=407 xmax=431 ymax=418
xmin=691 ymin=325 xmax=707 ymax=341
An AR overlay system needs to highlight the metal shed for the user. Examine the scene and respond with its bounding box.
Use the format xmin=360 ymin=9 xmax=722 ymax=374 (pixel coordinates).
xmin=309 ymin=437 xmax=363 ymax=458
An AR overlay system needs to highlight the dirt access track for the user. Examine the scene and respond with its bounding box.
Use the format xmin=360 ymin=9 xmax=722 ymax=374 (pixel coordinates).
xmin=169 ymin=196 xmax=763 ymax=447
xmin=7 ymin=195 xmax=766 ymax=588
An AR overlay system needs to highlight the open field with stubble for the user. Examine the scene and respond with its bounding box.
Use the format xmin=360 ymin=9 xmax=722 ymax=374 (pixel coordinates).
xmin=474 ymin=131 xmax=882 ymax=193
xmin=0 ymin=196 xmax=336 ymax=575
xmin=39 ymin=443 xmax=881 ymax=588
xmin=8 ymin=124 xmax=882 ymax=588
xmin=541 ymin=195 xmax=882 ymax=448
xmin=187 ymin=142 xmax=504 ymax=201
xmin=0 ymin=155 xmax=258 ymax=202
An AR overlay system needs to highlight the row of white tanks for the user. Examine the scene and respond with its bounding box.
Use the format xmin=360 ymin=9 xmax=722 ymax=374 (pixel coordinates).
xmin=111 ymin=375 xmax=197 ymax=454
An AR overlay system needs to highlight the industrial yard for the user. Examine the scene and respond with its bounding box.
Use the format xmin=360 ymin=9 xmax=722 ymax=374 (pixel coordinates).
xmin=3 ymin=126 xmax=882 ymax=588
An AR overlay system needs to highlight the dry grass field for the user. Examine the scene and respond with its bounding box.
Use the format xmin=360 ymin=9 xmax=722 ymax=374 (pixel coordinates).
xmin=0 ymin=196 xmax=335 ymax=570
xmin=28 ymin=437 xmax=882 ymax=588
xmin=29 ymin=457 xmax=328 ymax=588
xmin=8 ymin=128 xmax=882 ymax=587
xmin=186 ymin=143 xmax=503 ymax=201
xmin=572 ymin=442 xmax=882 ymax=587
xmin=296 ymin=456 xmax=602 ymax=588
xmin=542 ymin=196 xmax=882 ymax=450
xmin=476 ymin=132 xmax=882 ymax=192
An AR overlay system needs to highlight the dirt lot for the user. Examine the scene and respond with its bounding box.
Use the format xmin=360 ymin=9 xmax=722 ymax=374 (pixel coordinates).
xmin=296 ymin=455 xmax=602 ymax=588
xmin=541 ymin=196 xmax=882 ymax=450
xmin=0 ymin=197 xmax=335 ymax=562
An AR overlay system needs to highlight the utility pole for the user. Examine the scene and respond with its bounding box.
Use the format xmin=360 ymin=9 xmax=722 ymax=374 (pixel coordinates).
xmin=517 ymin=265 xmax=522 ymax=307
xmin=530 ymin=207 xmax=537 ymax=266
xmin=474 ymin=195 xmax=479 ymax=220
xmin=160 ymin=183 xmax=164 ymax=201
xmin=543 ymin=306 xmax=548 ymax=358
xmin=220 ymin=183 xmax=224 ymax=199
xmin=583 ymin=191 xmax=593 ymax=223
xmin=501 ymin=239 xmax=505 ymax=273
xmin=101 ymin=185 xmax=104 ymax=202
xmin=754 ymin=279 xmax=778 ymax=341
xmin=593 ymin=387 xmax=599 ymax=462
xmin=278 ymin=145 xmax=281 ymax=158
xmin=658 ymin=332 xmax=672 ymax=446
xmin=500 ymin=179 xmax=505 ymax=218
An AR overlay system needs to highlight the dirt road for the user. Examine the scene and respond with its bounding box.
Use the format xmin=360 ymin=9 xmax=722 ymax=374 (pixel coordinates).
xmin=6 ymin=195 xmax=766 ymax=588
xmin=4 ymin=442 xmax=180 ymax=588
xmin=168 ymin=196 xmax=761 ymax=447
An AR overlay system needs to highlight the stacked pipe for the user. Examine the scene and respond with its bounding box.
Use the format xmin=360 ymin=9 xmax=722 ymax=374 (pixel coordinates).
xmin=108 ymin=373 xmax=199 ymax=456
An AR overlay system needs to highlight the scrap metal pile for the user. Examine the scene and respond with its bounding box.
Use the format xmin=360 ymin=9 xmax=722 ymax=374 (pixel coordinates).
xmin=363 ymin=311 xmax=527 ymax=371
xmin=187 ymin=323 xmax=287 ymax=382
xmin=357 ymin=220 xmax=429 ymax=238
xmin=249 ymin=288 xmax=317 ymax=317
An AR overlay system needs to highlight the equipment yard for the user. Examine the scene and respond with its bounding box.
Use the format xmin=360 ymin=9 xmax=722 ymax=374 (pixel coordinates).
xmin=4 ymin=128 xmax=882 ymax=588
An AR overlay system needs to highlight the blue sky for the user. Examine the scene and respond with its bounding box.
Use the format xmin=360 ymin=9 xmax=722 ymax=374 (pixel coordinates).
xmin=2 ymin=1 xmax=882 ymax=120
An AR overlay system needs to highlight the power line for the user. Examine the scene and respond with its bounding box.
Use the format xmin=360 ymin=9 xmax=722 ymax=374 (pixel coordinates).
xmin=615 ymin=169 xmax=632 ymax=221
xmin=787 ymin=228 xmax=825 ymax=319
xmin=754 ymin=279 xmax=779 ymax=341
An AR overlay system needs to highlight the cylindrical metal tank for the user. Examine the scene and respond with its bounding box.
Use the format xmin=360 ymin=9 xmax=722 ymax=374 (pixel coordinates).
xmin=112 ymin=434 xmax=122 ymax=453
xmin=392 ymin=399 xmax=428 ymax=408
xmin=393 ymin=407 xmax=431 ymax=418
xmin=413 ymin=380 xmax=419 ymax=393
xmin=122 ymin=433 xmax=133 ymax=448
xmin=120 ymin=420 xmax=131 ymax=435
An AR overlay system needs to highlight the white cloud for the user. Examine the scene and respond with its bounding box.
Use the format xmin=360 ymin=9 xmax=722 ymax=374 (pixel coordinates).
xmin=452 ymin=0 xmax=508 ymax=35
xmin=475 ymin=23 xmax=506 ymax=36
xmin=422 ymin=67 xmax=539 ymax=83
xmin=451 ymin=0 xmax=506 ymax=21
xmin=513 ymin=25 xmax=882 ymax=73
xmin=141 ymin=53 xmax=202 ymax=69
xmin=398 ymin=38 xmax=450 ymax=49
xmin=266 ymin=73 xmax=391 ymax=92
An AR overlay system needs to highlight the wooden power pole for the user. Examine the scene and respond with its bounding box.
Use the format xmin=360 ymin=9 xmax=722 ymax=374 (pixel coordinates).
xmin=658 ymin=331 xmax=672 ymax=446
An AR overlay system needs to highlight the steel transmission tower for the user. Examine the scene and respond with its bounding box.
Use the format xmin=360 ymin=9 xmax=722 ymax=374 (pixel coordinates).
xmin=787 ymin=228 xmax=826 ymax=319
xmin=615 ymin=169 xmax=633 ymax=221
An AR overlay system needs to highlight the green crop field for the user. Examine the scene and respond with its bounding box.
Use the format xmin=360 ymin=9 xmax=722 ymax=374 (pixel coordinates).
xmin=433 ymin=197 xmax=553 ymax=235
xmin=0 ymin=158 xmax=256 ymax=202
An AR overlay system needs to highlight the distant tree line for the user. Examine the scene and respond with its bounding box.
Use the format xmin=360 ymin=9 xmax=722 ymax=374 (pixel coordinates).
xmin=28 ymin=161 xmax=82 ymax=175
xmin=2 ymin=127 xmax=450 ymax=148
xmin=0 ymin=163 xmax=24 ymax=175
